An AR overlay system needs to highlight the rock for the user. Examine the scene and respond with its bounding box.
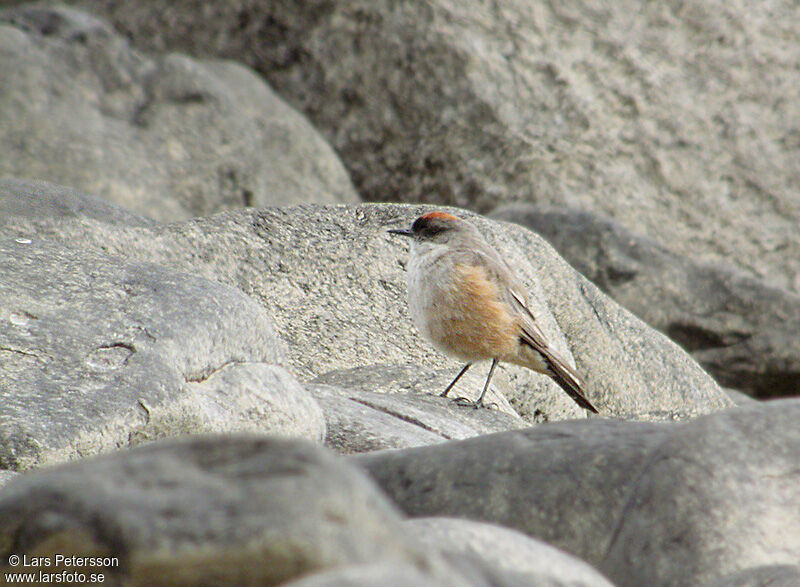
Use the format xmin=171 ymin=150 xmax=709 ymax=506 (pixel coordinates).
xmin=282 ymin=563 xmax=442 ymax=587
xmin=311 ymin=363 xmax=517 ymax=415
xmin=0 ymin=471 xmax=17 ymax=488
xmin=706 ymin=565 xmax=800 ymax=587
xmin=2 ymin=195 xmax=732 ymax=422
xmin=492 ymin=204 xmax=800 ymax=399
xmin=356 ymin=399 xmax=800 ymax=586
xmin=603 ymin=399 xmax=800 ymax=586
xmin=284 ymin=559 xmax=543 ymax=587
xmin=0 ymin=435 xmax=453 ymax=585
xmin=0 ymin=178 xmax=154 ymax=227
xmin=0 ymin=227 xmax=326 ymax=470
xmin=355 ymin=418 xmax=670 ymax=570
xmin=159 ymin=363 xmax=325 ymax=443
xmin=0 ymin=4 xmax=358 ymax=222
xmin=725 ymin=388 xmax=757 ymax=406
xmin=83 ymin=0 xmax=800 ymax=295
xmin=406 ymin=517 xmax=615 ymax=587
xmin=311 ymin=383 xmax=447 ymax=454
xmin=308 ymin=371 xmax=525 ymax=454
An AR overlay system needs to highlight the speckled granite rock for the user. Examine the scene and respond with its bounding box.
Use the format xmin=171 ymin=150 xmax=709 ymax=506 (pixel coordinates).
xmin=2 ymin=189 xmax=731 ymax=424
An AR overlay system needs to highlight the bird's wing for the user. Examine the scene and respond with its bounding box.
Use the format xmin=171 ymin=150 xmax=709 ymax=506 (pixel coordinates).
xmin=459 ymin=246 xmax=599 ymax=414
xmin=458 ymin=246 xmax=547 ymax=342
xmin=507 ymin=287 xmax=599 ymax=413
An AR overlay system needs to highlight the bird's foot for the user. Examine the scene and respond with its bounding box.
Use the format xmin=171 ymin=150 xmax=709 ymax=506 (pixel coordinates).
xmin=451 ymin=396 xmax=477 ymax=408
xmin=451 ymin=396 xmax=497 ymax=410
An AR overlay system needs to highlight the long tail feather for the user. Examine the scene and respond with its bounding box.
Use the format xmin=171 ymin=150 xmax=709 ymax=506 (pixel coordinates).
xmin=542 ymin=351 xmax=599 ymax=414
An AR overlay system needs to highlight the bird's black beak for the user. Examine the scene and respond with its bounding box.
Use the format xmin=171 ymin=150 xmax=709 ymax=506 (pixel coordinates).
xmin=387 ymin=228 xmax=414 ymax=237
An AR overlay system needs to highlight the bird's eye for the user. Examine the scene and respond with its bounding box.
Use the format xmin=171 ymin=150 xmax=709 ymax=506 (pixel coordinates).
xmin=425 ymin=226 xmax=444 ymax=237
xmin=418 ymin=222 xmax=446 ymax=238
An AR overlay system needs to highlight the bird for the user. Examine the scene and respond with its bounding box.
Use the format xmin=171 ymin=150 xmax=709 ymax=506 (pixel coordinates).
xmin=388 ymin=211 xmax=598 ymax=413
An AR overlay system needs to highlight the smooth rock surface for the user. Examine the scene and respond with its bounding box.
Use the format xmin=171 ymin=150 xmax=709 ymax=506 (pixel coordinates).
xmin=283 ymin=563 xmax=442 ymax=587
xmin=0 ymin=178 xmax=154 ymax=227
xmin=283 ymin=559 xmax=546 ymax=587
xmin=0 ymin=227 xmax=325 ymax=470
xmin=0 ymin=436 xmax=447 ymax=585
xmin=82 ymin=0 xmax=800 ymax=295
xmin=0 ymin=4 xmax=358 ymax=222
xmin=603 ymin=400 xmax=800 ymax=586
xmin=725 ymin=388 xmax=758 ymax=406
xmin=1 ymin=196 xmax=732 ymax=422
xmin=149 ymin=363 xmax=325 ymax=444
xmin=706 ymin=565 xmax=800 ymax=587
xmin=356 ymin=400 xmax=800 ymax=586
xmin=406 ymin=517 xmax=615 ymax=587
xmin=492 ymin=204 xmax=800 ymax=399
xmin=356 ymin=419 xmax=670 ymax=570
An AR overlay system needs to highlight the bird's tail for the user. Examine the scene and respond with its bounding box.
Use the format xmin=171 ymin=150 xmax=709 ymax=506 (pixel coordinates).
xmin=543 ymin=351 xmax=599 ymax=414
xmin=520 ymin=339 xmax=599 ymax=414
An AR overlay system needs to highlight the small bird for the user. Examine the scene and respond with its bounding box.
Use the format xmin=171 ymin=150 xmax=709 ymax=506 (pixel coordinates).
xmin=388 ymin=211 xmax=598 ymax=413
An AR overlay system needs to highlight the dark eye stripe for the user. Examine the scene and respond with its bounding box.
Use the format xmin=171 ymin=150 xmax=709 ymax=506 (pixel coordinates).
xmin=412 ymin=217 xmax=447 ymax=237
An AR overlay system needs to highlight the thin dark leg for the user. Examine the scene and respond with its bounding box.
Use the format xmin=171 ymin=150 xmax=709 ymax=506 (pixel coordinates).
xmin=475 ymin=359 xmax=498 ymax=408
xmin=440 ymin=363 xmax=472 ymax=397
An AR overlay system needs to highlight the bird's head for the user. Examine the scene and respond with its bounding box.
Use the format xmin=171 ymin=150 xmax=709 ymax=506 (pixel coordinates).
xmin=388 ymin=211 xmax=469 ymax=244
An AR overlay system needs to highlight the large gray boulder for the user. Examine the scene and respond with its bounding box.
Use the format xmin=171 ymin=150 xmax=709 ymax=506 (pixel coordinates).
xmin=0 ymin=207 xmax=324 ymax=469
xmin=492 ymin=204 xmax=800 ymax=399
xmin=356 ymin=419 xmax=669 ymax=570
xmin=356 ymin=399 xmax=800 ymax=586
xmin=603 ymin=400 xmax=800 ymax=586
xmin=81 ymin=0 xmax=800 ymax=296
xmin=0 ymin=4 xmax=358 ymax=222
xmin=2 ymin=189 xmax=732 ymax=423
xmin=0 ymin=436 xmax=456 ymax=585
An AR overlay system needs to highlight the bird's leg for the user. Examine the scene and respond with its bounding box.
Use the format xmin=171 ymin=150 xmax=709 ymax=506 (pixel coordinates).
xmin=475 ymin=359 xmax=498 ymax=409
xmin=440 ymin=363 xmax=472 ymax=397
xmin=452 ymin=359 xmax=499 ymax=409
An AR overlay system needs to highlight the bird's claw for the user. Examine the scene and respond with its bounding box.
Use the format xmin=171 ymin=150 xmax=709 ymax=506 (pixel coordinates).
xmin=451 ymin=396 xmax=497 ymax=410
